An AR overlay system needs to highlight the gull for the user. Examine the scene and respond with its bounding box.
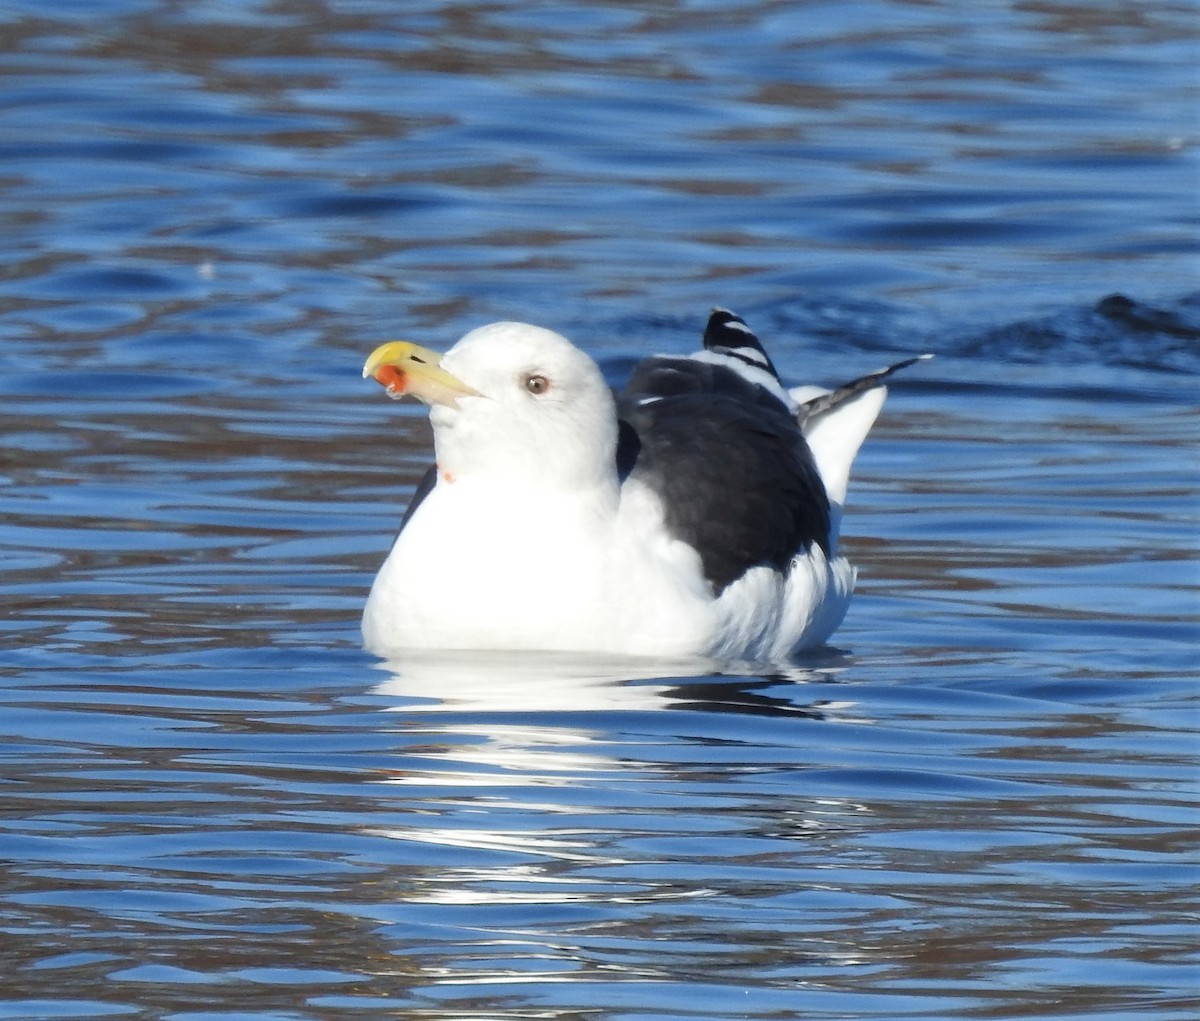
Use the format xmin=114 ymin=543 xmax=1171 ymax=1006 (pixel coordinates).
xmin=360 ymin=309 xmax=927 ymax=660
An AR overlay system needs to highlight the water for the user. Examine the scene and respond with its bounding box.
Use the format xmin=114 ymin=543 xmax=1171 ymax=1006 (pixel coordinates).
xmin=1 ymin=1 xmax=1197 ymax=1018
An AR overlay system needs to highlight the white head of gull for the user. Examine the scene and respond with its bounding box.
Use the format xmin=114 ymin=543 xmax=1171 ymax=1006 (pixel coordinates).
xmin=360 ymin=311 xmax=927 ymax=661
xmin=432 ymin=322 xmax=620 ymax=496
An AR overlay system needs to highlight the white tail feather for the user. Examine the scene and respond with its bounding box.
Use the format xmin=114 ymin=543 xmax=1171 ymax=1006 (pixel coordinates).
xmin=791 ymin=384 xmax=887 ymax=555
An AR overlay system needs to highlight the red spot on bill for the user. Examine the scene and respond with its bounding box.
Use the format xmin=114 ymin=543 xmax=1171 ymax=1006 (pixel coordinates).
xmin=372 ymin=363 xmax=407 ymax=397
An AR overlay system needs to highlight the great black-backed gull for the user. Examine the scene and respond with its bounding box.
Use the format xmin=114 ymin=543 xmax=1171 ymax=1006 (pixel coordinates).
xmin=361 ymin=309 xmax=927 ymax=660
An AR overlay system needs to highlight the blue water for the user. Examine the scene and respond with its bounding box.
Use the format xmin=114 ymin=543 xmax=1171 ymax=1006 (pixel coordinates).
xmin=1 ymin=1 xmax=1197 ymax=1019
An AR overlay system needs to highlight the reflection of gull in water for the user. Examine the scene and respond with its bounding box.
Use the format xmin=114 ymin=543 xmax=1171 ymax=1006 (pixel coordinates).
xmin=369 ymin=649 xmax=850 ymax=715
xmin=362 ymin=651 xmax=873 ymax=989
xmin=367 ymin=651 xmax=858 ymax=804
xmin=373 ymin=650 xmax=711 ymax=712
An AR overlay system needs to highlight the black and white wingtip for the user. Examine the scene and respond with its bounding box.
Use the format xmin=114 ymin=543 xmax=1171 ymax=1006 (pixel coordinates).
xmin=702 ymin=308 xmax=781 ymax=380
xmin=798 ymin=353 xmax=933 ymax=427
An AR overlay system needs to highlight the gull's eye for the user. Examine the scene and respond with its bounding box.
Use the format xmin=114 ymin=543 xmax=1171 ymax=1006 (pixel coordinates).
xmin=524 ymin=373 xmax=550 ymax=396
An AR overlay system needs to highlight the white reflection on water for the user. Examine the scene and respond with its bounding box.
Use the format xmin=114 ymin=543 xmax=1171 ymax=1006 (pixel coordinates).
xmin=363 ymin=650 xmax=872 ymax=950
xmin=372 ymin=650 xmax=708 ymax=712
xmin=369 ymin=648 xmax=850 ymax=712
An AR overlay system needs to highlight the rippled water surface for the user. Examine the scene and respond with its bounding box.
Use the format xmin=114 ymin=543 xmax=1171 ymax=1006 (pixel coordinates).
xmin=2 ymin=2 xmax=1197 ymax=1019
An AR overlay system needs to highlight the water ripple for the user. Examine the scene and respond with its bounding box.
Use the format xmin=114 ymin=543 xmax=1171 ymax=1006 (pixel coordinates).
xmin=1 ymin=2 xmax=1197 ymax=1019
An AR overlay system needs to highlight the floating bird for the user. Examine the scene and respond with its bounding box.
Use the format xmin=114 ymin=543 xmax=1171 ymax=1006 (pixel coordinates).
xmin=361 ymin=309 xmax=927 ymax=660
